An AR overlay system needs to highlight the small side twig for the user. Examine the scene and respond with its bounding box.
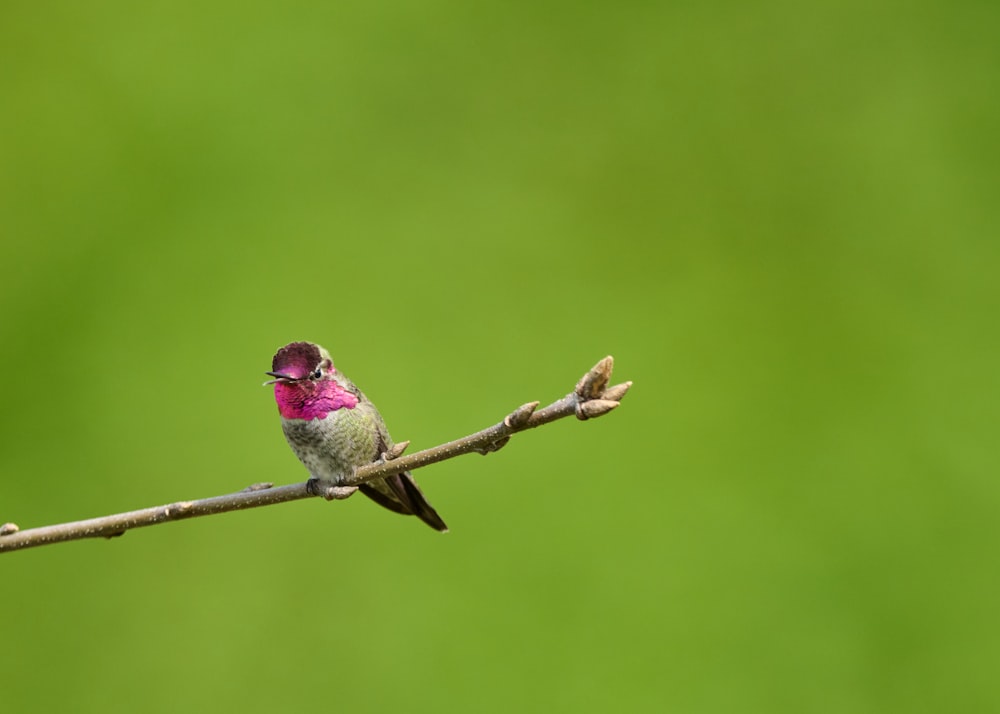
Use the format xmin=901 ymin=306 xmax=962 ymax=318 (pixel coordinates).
xmin=0 ymin=356 xmax=631 ymax=553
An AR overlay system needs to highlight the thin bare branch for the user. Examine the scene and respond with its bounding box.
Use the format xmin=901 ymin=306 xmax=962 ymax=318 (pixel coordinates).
xmin=0 ymin=357 xmax=631 ymax=553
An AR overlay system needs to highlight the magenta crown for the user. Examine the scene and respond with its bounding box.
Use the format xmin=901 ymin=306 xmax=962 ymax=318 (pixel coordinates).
xmin=271 ymin=341 xmax=323 ymax=379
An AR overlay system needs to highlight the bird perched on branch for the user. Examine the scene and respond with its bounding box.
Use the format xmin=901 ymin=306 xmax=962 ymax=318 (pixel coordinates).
xmin=265 ymin=341 xmax=447 ymax=532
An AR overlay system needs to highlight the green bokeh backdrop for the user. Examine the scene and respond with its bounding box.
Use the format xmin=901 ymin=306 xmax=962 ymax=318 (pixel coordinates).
xmin=2 ymin=1 xmax=998 ymax=712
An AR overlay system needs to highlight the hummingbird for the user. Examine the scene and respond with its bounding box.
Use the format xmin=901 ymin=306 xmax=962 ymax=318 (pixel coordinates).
xmin=265 ymin=341 xmax=448 ymax=532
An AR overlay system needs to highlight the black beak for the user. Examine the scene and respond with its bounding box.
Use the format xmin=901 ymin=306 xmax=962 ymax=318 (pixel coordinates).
xmin=263 ymin=371 xmax=296 ymax=386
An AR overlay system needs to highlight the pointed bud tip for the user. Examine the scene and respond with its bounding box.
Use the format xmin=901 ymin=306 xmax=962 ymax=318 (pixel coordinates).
xmin=601 ymin=381 xmax=633 ymax=402
xmin=385 ymin=441 xmax=410 ymax=460
xmin=577 ymin=399 xmax=620 ymax=420
xmin=504 ymin=401 xmax=540 ymax=429
xmin=576 ymin=356 xmax=615 ymax=400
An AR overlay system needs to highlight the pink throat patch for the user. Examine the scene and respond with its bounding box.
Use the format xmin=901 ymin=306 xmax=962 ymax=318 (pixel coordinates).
xmin=274 ymin=379 xmax=359 ymax=420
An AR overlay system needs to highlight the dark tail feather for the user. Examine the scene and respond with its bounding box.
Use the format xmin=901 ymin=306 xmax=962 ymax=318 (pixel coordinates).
xmin=359 ymin=473 xmax=449 ymax=532
xmin=398 ymin=473 xmax=449 ymax=532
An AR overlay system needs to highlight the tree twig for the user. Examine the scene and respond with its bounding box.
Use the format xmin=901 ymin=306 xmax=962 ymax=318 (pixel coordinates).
xmin=0 ymin=356 xmax=631 ymax=553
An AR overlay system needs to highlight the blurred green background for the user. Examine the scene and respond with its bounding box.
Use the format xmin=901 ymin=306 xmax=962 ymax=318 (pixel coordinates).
xmin=2 ymin=1 xmax=998 ymax=711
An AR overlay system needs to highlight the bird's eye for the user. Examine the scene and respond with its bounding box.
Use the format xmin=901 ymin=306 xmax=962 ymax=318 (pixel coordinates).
xmin=312 ymin=368 xmax=323 ymax=379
